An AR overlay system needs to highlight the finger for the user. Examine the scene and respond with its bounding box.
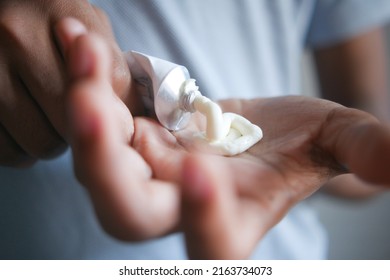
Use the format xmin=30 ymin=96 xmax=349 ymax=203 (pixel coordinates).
xmin=0 ymin=69 xmax=66 ymax=159
xmin=323 ymin=174 xmax=385 ymax=198
xmin=132 ymin=117 xmax=188 ymax=183
xmin=181 ymin=154 xmax=292 ymax=259
xmin=7 ymin=18 xmax=68 ymax=138
xmin=54 ymin=17 xmax=88 ymax=59
xmin=181 ymin=154 xmax=246 ymax=259
xmin=320 ymin=107 xmax=390 ymax=185
xmin=68 ymin=33 xmax=132 ymax=140
xmin=67 ymin=33 xmax=179 ymax=240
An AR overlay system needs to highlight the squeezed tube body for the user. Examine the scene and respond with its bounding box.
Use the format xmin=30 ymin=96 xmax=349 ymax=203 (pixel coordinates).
xmin=126 ymin=51 xmax=192 ymax=131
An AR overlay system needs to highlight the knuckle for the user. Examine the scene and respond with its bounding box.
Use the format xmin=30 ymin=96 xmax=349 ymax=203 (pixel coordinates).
xmin=0 ymin=11 xmax=29 ymax=49
xmin=0 ymin=4 xmax=48 ymax=58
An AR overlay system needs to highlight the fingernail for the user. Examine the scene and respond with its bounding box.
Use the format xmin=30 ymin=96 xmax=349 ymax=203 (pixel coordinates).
xmin=65 ymin=18 xmax=88 ymax=36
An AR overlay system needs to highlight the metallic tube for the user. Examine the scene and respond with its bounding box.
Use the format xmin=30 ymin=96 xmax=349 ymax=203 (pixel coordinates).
xmin=126 ymin=51 xmax=193 ymax=131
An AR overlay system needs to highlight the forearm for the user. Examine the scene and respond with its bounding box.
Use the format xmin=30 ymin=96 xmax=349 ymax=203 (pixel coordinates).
xmin=314 ymin=28 xmax=390 ymax=198
xmin=314 ymin=28 xmax=390 ymax=122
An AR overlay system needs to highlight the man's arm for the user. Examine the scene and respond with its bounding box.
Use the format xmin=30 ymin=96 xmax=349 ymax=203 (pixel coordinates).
xmin=313 ymin=28 xmax=390 ymax=198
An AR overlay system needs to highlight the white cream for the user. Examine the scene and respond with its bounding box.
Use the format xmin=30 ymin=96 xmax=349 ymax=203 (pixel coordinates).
xmin=181 ymin=79 xmax=263 ymax=156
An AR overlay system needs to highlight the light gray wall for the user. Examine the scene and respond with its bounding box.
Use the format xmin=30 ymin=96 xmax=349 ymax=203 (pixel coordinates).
xmin=301 ymin=27 xmax=390 ymax=260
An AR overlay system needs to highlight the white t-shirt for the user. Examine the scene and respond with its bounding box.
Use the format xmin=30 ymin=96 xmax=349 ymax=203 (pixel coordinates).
xmin=1 ymin=0 xmax=390 ymax=259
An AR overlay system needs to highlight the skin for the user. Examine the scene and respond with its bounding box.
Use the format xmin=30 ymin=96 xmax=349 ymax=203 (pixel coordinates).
xmin=63 ymin=20 xmax=390 ymax=259
xmin=0 ymin=0 xmax=142 ymax=167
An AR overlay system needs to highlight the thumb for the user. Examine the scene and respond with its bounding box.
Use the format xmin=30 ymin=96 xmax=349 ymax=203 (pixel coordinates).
xmin=65 ymin=29 xmax=132 ymax=148
xmin=55 ymin=17 xmax=143 ymax=115
xmin=68 ymin=32 xmax=112 ymax=82
xmin=320 ymin=108 xmax=390 ymax=185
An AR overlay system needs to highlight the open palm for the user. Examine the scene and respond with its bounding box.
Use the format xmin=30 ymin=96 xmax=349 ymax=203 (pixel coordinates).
xmin=132 ymin=95 xmax=389 ymax=259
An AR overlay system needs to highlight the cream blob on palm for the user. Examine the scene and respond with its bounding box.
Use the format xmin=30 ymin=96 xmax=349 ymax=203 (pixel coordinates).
xmin=181 ymin=79 xmax=263 ymax=156
xmin=127 ymin=51 xmax=263 ymax=156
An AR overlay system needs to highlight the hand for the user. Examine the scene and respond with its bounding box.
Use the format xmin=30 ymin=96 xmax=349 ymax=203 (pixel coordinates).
xmin=0 ymin=1 xmax=139 ymax=167
xmin=65 ymin=20 xmax=390 ymax=259
xmin=174 ymin=97 xmax=390 ymax=259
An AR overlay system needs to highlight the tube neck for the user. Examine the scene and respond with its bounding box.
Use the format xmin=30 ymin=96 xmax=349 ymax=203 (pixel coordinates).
xmin=180 ymin=79 xmax=202 ymax=113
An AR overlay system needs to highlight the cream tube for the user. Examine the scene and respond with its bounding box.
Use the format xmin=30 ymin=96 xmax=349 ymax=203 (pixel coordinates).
xmin=127 ymin=51 xmax=193 ymax=131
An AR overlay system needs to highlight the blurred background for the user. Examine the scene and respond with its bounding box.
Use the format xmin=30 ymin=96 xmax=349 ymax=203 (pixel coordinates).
xmin=301 ymin=25 xmax=390 ymax=260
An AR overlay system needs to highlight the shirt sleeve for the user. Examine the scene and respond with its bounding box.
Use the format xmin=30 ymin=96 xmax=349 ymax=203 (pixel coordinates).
xmin=306 ymin=0 xmax=390 ymax=48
